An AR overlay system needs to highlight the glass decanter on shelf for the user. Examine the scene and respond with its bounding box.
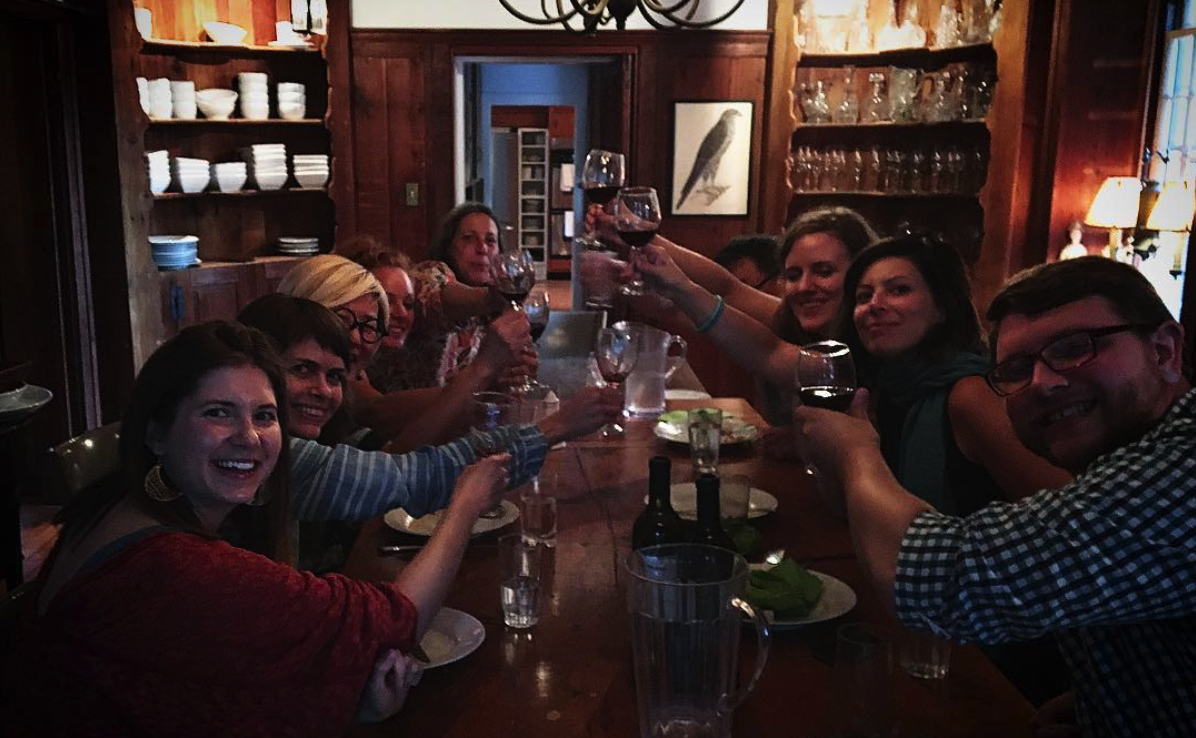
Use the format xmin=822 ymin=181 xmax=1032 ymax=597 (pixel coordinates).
xmin=922 ymin=71 xmax=955 ymax=123
xmin=934 ymin=0 xmax=962 ymax=48
xmin=807 ymin=79 xmax=832 ymax=124
xmin=833 ymin=67 xmax=860 ymax=124
xmin=861 ymin=73 xmax=888 ymax=123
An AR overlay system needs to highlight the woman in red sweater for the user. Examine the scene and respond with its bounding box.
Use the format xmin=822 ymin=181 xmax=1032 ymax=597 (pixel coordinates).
xmin=6 ymin=320 xmax=508 ymax=736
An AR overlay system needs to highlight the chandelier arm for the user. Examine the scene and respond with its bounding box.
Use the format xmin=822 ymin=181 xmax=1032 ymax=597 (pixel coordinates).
xmin=497 ymin=0 xmax=581 ymax=24
xmin=640 ymin=0 xmax=694 ymax=14
xmin=638 ymin=0 xmax=747 ymax=28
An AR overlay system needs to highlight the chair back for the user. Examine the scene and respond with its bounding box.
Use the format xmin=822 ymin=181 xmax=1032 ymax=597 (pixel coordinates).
xmin=41 ymin=423 xmax=120 ymax=504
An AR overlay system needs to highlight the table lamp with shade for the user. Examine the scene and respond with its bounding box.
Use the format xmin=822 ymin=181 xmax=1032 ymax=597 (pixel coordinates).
xmin=1084 ymin=176 xmax=1141 ymax=260
xmin=1144 ymin=180 xmax=1196 ymax=276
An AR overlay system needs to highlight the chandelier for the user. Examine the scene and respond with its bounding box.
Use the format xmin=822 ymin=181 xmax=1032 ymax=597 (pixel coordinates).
xmin=497 ymin=0 xmax=747 ymax=34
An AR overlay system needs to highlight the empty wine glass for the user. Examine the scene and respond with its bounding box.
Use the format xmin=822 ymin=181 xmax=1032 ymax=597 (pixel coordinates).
xmin=794 ymin=340 xmax=857 ymax=475
xmin=594 ymin=327 xmax=639 ymax=437
xmin=613 ymin=186 xmax=661 ymax=297
xmin=492 ymin=248 xmax=537 ymax=310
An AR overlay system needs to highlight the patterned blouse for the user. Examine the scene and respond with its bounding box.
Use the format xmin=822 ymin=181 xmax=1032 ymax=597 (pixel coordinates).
xmin=367 ymin=260 xmax=487 ymax=391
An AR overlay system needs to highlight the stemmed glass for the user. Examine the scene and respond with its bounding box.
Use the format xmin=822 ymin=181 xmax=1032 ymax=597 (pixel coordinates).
xmin=794 ymin=340 xmax=857 ymax=475
xmin=581 ymin=149 xmax=625 ymax=208
xmin=594 ymin=327 xmax=638 ymax=437
xmin=515 ymin=285 xmax=551 ymax=397
xmin=613 ymin=186 xmax=661 ymax=296
xmin=492 ymin=248 xmax=537 ymax=310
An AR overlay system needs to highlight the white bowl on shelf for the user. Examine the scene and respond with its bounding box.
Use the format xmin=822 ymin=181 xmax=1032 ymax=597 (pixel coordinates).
xmin=277 ymin=82 xmax=305 ymax=94
xmin=215 ymin=170 xmax=247 ymax=193
xmin=203 ymin=21 xmax=248 ymax=45
xmin=253 ymin=171 xmax=287 ymax=190
xmin=293 ymin=171 xmax=329 ymax=189
xmin=240 ymin=104 xmax=269 ymax=121
xmin=278 ymin=102 xmax=306 ymax=121
xmin=196 ymin=88 xmax=237 ymax=119
xmin=237 ymin=71 xmax=267 ymax=85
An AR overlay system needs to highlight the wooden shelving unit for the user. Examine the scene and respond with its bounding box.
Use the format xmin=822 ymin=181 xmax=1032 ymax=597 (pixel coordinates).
xmin=140 ymin=39 xmax=319 ymax=55
xmin=517 ymin=127 xmax=549 ymax=280
xmin=147 ymin=118 xmax=325 ymax=126
xmin=153 ymin=188 xmax=329 ymax=200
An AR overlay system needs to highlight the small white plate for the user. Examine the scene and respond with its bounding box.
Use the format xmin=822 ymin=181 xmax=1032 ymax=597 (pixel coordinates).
xmin=383 ymin=499 xmax=519 ymax=537
xmin=654 ymin=410 xmax=760 ymax=445
xmin=418 ymin=607 xmax=485 ymax=669
xmin=643 ymin=482 xmax=778 ymax=520
xmin=748 ymin=564 xmax=857 ymax=628
xmin=664 ymin=389 xmax=712 ymax=401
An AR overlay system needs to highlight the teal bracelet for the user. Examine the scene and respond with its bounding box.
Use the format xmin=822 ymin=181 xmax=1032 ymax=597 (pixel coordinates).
xmin=695 ymin=296 xmax=726 ymax=333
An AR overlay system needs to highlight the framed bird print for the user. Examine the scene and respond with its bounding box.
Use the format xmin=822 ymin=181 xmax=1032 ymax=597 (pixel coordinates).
xmin=671 ymin=101 xmax=753 ymax=216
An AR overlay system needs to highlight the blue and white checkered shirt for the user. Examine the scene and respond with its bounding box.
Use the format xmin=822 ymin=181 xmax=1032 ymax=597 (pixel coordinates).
xmin=895 ymin=388 xmax=1196 ymax=736
xmin=288 ymin=424 xmax=547 ymax=521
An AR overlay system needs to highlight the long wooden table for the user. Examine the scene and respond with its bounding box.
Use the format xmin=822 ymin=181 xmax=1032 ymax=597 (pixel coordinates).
xmin=346 ymin=398 xmax=1035 ymax=738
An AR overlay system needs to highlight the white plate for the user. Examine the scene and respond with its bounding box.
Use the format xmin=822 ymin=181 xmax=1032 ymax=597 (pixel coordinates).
xmin=643 ymin=483 xmax=777 ymax=520
xmin=664 ymin=389 xmax=712 ymax=401
xmin=417 ymin=607 xmax=485 ymax=669
xmin=383 ymin=499 xmax=519 ymax=537
xmin=653 ymin=410 xmax=760 ymax=445
xmin=748 ymin=565 xmax=857 ymax=629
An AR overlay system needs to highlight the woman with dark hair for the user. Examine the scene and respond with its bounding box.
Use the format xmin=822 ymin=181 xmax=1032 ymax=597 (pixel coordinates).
xmin=9 ymin=320 xmax=512 ymax=735
xmin=394 ymin=202 xmax=535 ymax=391
xmin=841 ymin=234 xmax=1069 ymax=513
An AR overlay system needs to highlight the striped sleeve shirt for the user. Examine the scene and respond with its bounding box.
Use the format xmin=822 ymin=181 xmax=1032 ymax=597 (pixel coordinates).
xmin=894 ymin=388 xmax=1196 ymax=736
xmin=288 ymin=424 xmax=547 ymax=522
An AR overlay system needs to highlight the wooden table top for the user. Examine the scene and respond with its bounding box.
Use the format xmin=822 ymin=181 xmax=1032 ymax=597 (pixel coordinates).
xmin=345 ymin=398 xmax=1035 ymax=738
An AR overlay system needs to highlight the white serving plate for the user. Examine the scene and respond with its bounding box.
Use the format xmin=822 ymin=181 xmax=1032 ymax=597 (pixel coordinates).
xmin=417 ymin=607 xmax=485 ymax=669
xmin=748 ymin=564 xmax=857 ymax=629
xmin=383 ymin=499 xmax=519 ymax=537
xmin=643 ymin=482 xmax=778 ymax=521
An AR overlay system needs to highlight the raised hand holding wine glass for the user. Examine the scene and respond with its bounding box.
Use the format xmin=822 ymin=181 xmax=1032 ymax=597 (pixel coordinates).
xmin=613 ymin=186 xmax=661 ymax=297
xmin=594 ymin=326 xmax=638 ymax=437
xmin=794 ymin=340 xmax=857 ymax=475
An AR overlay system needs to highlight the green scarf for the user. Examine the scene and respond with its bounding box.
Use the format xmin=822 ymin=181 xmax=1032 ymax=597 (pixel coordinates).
xmin=873 ymin=352 xmax=992 ymax=514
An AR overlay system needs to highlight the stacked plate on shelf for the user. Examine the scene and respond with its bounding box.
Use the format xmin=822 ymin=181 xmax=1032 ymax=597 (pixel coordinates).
xmin=146 ymin=150 xmax=169 ymax=194
xmin=277 ymin=236 xmax=319 ymax=256
xmin=241 ymin=143 xmax=288 ymax=190
xmin=292 ymin=154 xmax=329 ymax=189
xmin=172 ymin=156 xmax=211 ymax=193
xmin=149 ymin=235 xmax=200 ymax=270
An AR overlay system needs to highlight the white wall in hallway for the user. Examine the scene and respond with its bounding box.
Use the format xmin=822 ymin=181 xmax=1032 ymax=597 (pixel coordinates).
xmin=351 ymin=0 xmax=769 ymax=30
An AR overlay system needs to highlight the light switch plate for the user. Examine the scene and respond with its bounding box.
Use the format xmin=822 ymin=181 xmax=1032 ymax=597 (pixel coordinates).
xmin=405 ymin=183 xmax=419 ymax=206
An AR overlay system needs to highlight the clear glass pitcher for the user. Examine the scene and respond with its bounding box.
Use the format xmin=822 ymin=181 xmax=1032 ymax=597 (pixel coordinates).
xmin=612 ymin=321 xmax=687 ymax=416
xmin=626 ymin=544 xmax=770 ymax=738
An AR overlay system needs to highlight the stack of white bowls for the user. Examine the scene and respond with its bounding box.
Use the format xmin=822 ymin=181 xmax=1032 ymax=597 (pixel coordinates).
xmin=237 ymin=72 xmax=269 ymax=120
xmin=291 ymin=154 xmax=329 ymax=189
xmin=211 ymin=162 xmax=248 ymax=193
xmin=172 ymin=156 xmax=211 ymax=193
xmin=136 ymin=77 xmax=150 ymax=115
xmin=277 ymin=82 xmax=306 ymax=120
xmin=196 ymin=88 xmax=238 ymax=120
xmin=146 ymin=150 xmax=170 ymax=194
xmin=242 ymin=143 xmax=287 ymax=190
xmin=170 ymin=80 xmax=197 ymax=120
xmin=278 ymin=236 xmax=319 ymax=256
xmin=147 ymin=78 xmax=172 ymax=119
xmin=148 ymin=235 xmax=200 ymax=270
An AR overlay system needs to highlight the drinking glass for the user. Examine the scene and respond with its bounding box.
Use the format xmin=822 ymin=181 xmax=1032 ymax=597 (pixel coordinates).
xmin=491 ymin=248 xmax=537 ymax=310
xmin=614 ymin=187 xmax=662 ymax=297
xmin=687 ymin=407 xmax=722 ymax=475
xmin=795 ymin=341 xmax=857 ymax=476
xmin=499 ymin=533 xmax=542 ymax=629
xmin=899 ymin=628 xmax=953 ymax=680
xmin=834 ymin=623 xmax=893 ymax=738
xmin=594 ymin=327 xmax=639 ymax=437
xmin=581 ymin=148 xmax=625 ymax=209
xmin=511 ymin=285 xmax=551 ymax=396
xmin=520 ymin=472 xmax=558 ymax=548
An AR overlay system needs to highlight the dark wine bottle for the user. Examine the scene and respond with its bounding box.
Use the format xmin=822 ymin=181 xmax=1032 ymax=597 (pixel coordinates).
xmin=631 ymin=456 xmax=687 ymax=550
xmin=689 ymin=474 xmax=735 ymax=551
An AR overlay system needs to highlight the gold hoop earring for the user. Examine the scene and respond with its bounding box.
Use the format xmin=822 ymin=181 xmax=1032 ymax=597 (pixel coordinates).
xmin=144 ymin=463 xmax=181 ymax=502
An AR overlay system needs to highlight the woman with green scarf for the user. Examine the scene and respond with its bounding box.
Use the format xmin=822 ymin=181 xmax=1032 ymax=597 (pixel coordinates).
xmin=841 ymin=234 xmax=1071 ymax=514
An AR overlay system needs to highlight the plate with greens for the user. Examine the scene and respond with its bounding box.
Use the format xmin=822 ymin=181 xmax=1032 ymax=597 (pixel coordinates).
xmin=654 ymin=410 xmax=759 ymax=445
xmin=746 ymin=559 xmax=856 ymax=628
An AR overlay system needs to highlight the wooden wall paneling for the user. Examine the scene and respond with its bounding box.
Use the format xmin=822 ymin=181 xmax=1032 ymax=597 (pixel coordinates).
xmin=389 ymin=51 xmax=432 ymax=259
xmin=762 ymin=0 xmax=797 ymax=233
xmin=348 ymin=53 xmax=393 ymax=247
xmin=425 ymin=41 xmax=456 ymax=258
xmin=189 ymin=263 xmax=257 ymax=322
xmin=326 ymin=0 xmax=353 ymax=240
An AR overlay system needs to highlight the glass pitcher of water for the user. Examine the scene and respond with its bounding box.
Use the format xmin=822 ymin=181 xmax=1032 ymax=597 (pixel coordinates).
xmin=612 ymin=321 xmax=687 ymax=416
xmin=626 ymin=544 xmax=770 ymax=738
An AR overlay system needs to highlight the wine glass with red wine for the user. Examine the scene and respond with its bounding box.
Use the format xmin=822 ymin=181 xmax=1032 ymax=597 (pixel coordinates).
xmin=613 ymin=186 xmax=661 ymax=296
xmin=794 ymin=340 xmax=857 ymax=475
xmin=524 ymin=285 xmax=550 ymax=344
xmin=581 ymin=149 xmax=625 ymax=209
xmin=594 ymin=326 xmax=639 ymax=437
xmin=491 ymin=248 xmax=537 ymax=310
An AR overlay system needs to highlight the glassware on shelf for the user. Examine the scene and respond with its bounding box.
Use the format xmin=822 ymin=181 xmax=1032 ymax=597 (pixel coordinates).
xmin=928 ymin=146 xmax=945 ymax=192
xmin=834 ymin=67 xmax=860 ymax=124
xmin=861 ymin=73 xmax=888 ymax=123
xmin=946 ymin=146 xmax=965 ymax=193
xmin=908 ymin=149 xmax=926 ymax=193
xmin=961 ymin=0 xmax=993 ymax=44
xmin=888 ymin=67 xmax=921 ymax=123
xmin=922 ymin=71 xmax=955 ymax=123
xmin=969 ymin=146 xmax=988 ymax=193
xmin=807 ymin=80 xmax=832 ymax=124
xmin=968 ymin=64 xmax=997 ymax=119
xmin=866 ymin=146 xmax=884 ymax=192
xmin=933 ymin=1 xmax=962 ymax=48
xmin=849 ymin=148 xmax=865 ymax=191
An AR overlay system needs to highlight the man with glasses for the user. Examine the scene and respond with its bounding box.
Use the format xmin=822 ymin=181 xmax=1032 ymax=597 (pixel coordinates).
xmin=794 ymin=257 xmax=1194 ymax=736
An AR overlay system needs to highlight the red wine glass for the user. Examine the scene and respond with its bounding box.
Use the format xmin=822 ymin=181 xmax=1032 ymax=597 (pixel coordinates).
xmin=613 ymin=186 xmax=661 ymax=297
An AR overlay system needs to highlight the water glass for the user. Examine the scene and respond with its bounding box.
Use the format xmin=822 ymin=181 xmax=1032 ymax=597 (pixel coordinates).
xmin=520 ymin=478 xmax=558 ymax=548
xmin=834 ymin=623 xmax=893 ymax=738
xmin=688 ymin=408 xmax=722 ymax=475
xmin=499 ymin=533 xmax=542 ymax=629
xmin=579 ymin=240 xmax=626 ymax=310
xmin=899 ymin=628 xmax=952 ymax=680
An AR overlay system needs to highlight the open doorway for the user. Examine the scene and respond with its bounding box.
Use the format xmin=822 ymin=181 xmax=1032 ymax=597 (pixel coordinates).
xmin=454 ymin=56 xmax=629 ymax=308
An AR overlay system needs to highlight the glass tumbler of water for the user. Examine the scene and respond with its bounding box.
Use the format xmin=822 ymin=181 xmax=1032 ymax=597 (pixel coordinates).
xmin=499 ymin=533 xmax=542 ymax=629
xmin=687 ymin=408 xmax=722 ymax=475
xmin=520 ymin=478 xmax=558 ymax=548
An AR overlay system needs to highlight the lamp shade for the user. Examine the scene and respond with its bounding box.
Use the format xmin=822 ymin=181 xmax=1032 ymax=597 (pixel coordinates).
xmin=1145 ymin=181 xmax=1196 ymax=231
xmin=1084 ymin=177 xmax=1141 ymax=228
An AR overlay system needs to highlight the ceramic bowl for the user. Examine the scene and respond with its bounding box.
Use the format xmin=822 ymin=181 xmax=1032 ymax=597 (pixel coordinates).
xmin=215 ymin=171 xmax=248 ymax=193
xmin=195 ymin=88 xmax=237 ymax=119
xmin=203 ymin=21 xmax=248 ymax=45
xmin=253 ymin=171 xmax=287 ymax=190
